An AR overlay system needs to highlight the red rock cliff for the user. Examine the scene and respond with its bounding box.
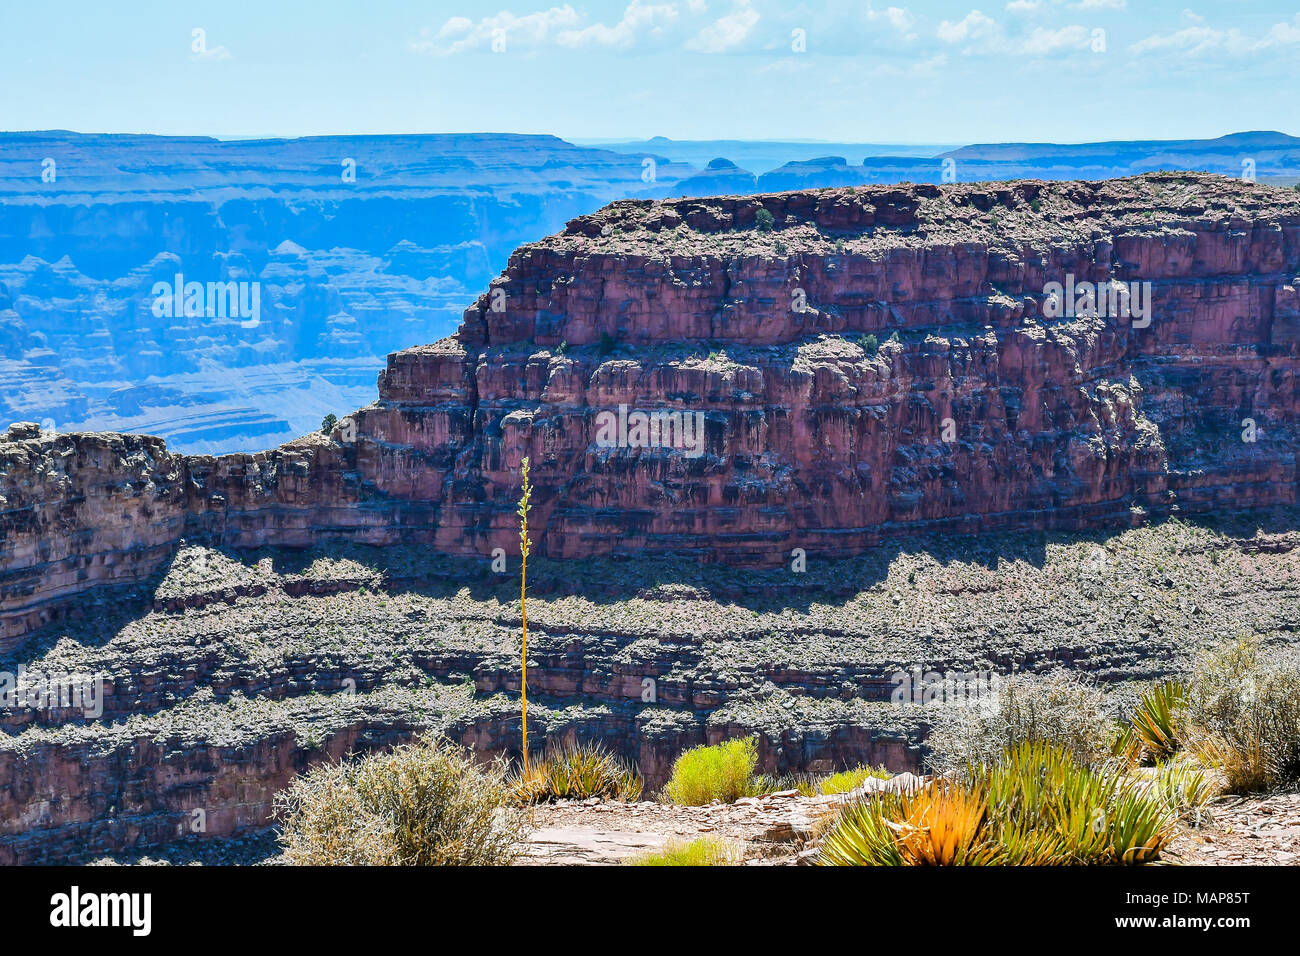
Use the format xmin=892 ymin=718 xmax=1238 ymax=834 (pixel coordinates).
xmin=3 ymin=173 xmax=1298 ymax=649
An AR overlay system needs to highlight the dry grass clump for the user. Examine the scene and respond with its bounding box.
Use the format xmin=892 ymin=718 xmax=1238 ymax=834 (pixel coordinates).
xmin=626 ymin=837 xmax=742 ymax=866
xmin=275 ymin=734 xmax=528 ymax=865
xmin=510 ymin=740 xmax=643 ymax=803
xmin=924 ymin=670 xmax=1117 ymax=774
xmin=1183 ymin=638 xmax=1300 ymax=793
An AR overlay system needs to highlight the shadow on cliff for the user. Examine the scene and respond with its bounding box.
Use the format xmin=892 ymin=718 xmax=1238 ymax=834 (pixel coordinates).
xmin=10 ymin=506 xmax=1299 ymax=667
xmin=233 ymin=504 xmax=1300 ymax=615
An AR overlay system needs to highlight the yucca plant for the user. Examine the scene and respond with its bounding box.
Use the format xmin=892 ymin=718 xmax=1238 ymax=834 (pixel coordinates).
xmin=1130 ymin=679 xmax=1188 ymax=763
xmin=1107 ymin=785 xmax=1179 ymax=864
xmin=818 ymin=792 xmax=907 ymax=866
xmin=820 ymin=741 xmax=1176 ymax=866
xmin=510 ymin=740 xmax=643 ymax=803
xmin=517 ymin=457 xmax=533 ymax=775
xmin=1143 ymin=758 xmax=1217 ymax=824
xmin=889 ymin=780 xmax=988 ymax=866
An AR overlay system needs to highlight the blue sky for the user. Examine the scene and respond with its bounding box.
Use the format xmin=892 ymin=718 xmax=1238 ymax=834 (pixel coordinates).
xmin=1 ymin=1 xmax=1297 ymax=143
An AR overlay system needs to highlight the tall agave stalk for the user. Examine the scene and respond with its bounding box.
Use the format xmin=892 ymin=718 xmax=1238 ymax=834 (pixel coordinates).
xmin=517 ymin=457 xmax=533 ymax=775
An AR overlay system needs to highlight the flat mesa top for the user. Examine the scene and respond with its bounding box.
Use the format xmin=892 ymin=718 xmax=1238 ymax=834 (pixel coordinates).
xmin=533 ymin=173 xmax=1300 ymax=259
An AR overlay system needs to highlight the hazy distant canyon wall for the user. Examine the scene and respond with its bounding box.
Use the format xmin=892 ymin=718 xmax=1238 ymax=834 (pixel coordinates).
xmin=2 ymin=173 xmax=1299 ymax=651
xmin=4 ymin=130 xmax=1298 ymax=456
xmin=0 ymin=132 xmax=698 ymax=453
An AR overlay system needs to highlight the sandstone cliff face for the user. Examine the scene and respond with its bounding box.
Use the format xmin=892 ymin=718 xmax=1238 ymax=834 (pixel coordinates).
xmin=3 ymin=173 xmax=1299 ymax=650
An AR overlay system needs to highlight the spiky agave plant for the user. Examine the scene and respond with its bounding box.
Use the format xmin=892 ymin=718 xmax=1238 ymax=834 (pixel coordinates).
xmin=1131 ymin=679 xmax=1188 ymax=763
xmin=517 ymin=457 xmax=533 ymax=776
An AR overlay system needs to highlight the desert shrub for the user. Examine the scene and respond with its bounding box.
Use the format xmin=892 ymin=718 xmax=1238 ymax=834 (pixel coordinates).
xmin=320 ymin=413 xmax=338 ymax=434
xmin=818 ymin=765 xmax=892 ymax=795
xmin=858 ymin=333 xmax=878 ymax=357
xmin=598 ymin=331 xmax=617 ymax=356
xmin=664 ymin=737 xmax=758 ymax=805
xmin=820 ymin=741 xmax=1176 ymax=867
xmin=925 ymin=670 xmax=1118 ymax=774
xmin=275 ymin=735 xmax=527 ymax=865
xmin=755 ymin=208 xmax=776 ymax=232
xmin=1185 ymin=638 xmax=1300 ymax=792
xmin=510 ymin=740 xmax=642 ymax=803
xmin=627 ymin=837 xmax=741 ymax=866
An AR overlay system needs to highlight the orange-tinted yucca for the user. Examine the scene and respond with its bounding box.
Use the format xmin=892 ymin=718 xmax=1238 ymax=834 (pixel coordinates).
xmin=887 ymin=780 xmax=988 ymax=866
xmin=819 ymin=741 xmax=1177 ymax=867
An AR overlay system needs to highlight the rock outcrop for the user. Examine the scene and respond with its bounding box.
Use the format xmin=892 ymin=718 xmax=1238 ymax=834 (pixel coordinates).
xmin=3 ymin=173 xmax=1300 ymax=652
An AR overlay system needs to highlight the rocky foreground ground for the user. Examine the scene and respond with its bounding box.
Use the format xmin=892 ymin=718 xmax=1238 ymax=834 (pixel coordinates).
xmin=84 ymin=787 xmax=1300 ymax=867
xmin=3 ymin=506 xmax=1299 ymax=863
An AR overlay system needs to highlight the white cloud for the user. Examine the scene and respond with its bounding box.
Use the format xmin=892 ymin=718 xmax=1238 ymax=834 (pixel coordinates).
xmin=1072 ymin=0 xmax=1125 ymax=10
xmin=416 ymin=1 xmax=760 ymax=55
xmin=686 ymin=0 xmax=760 ymax=52
xmin=1005 ymin=0 xmax=1042 ymax=14
xmin=866 ymin=3 xmax=916 ymax=34
xmin=1130 ymin=14 xmax=1300 ymax=57
xmin=558 ymin=1 xmax=681 ymax=48
xmin=412 ymin=5 xmax=583 ymax=54
xmin=938 ymin=10 xmax=998 ymax=45
xmin=1020 ymin=24 xmax=1090 ymax=54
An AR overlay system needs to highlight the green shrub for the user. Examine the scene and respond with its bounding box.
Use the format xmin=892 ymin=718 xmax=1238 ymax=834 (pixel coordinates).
xmin=510 ymin=740 xmax=642 ymax=803
xmin=1186 ymin=638 xmax=1300 ymax=792
xmin=818 ymin=765 xmax=891 ymax=795
xmin=925 ymin=670 xmax=1118 ymax=774
xmin=597 ymin=331 xmax=617 ymax=356
xmin=320 ymin=413 xmax=338 ymax=435
xmin=858 ymin=333 xmax=878 ymax=357
xmin=755 ymin=208 xmax=776 ymax=232
xmin=274 ymin=734 xmax=528 ymax=865
xmin=627 ymin=837 xmax=741 ymax=866
xmin=664 ymin=737 xmax=758 ymax=805
xmin=820 ymin=741 xmax=1176 ymax=867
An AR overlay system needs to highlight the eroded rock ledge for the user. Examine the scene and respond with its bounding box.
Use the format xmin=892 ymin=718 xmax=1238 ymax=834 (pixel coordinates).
xmin=3 ymin=173 xmax=1299 ymax=650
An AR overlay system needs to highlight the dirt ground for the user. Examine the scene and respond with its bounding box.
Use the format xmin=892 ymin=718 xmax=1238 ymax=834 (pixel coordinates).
xmin=524 ymin=789 xmax=1300 ymax=866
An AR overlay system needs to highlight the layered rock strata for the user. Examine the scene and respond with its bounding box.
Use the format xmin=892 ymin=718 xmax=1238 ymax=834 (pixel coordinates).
xmin=3 ymin=173 xmax=1300 ymax=655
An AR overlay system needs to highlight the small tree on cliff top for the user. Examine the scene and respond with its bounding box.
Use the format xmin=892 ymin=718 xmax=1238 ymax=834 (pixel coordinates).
xmin=517 ymin=457 xmax=533 ymax=775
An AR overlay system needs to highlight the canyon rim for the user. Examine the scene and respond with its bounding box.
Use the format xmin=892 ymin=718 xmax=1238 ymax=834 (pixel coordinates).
xmin=1 ymin=172 xmax=1299 ymax=866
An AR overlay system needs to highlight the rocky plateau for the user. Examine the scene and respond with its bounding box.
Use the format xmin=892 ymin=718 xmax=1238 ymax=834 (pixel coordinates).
xmin=2 ymin=171 xmax=1300 ymax=863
